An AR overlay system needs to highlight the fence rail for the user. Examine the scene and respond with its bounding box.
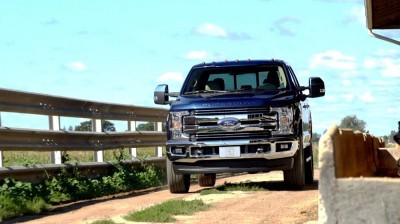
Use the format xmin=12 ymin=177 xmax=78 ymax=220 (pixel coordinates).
xmin=0 ymin=87 xmax=169 ymax=180
xmin=0 ymin=87 xmax=168 ymax=121
xmin=0 ymin=127 xmax=166 ymax=151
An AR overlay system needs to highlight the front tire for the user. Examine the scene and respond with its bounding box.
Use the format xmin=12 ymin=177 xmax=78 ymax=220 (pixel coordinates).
xmin=284 ymin=139 xmax=305 ymax=189
xmin=304 ymin=145 xmax=314 ymax=184
xmin=198 ymin=173 xmax=216 ymax=187
xmin=166 ymin=158 xmax=190 ymax=193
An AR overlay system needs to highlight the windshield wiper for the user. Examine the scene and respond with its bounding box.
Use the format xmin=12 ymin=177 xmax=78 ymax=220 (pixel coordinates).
xmin=184 ymin=90 xmax=227 ymax=95
xmin=227 ymin=89 xmax=254 ymax=93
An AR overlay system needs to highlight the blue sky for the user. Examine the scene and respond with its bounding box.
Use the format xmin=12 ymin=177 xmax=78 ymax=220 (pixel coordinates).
xmin=0 ymin=0 xmax=399 ymax=136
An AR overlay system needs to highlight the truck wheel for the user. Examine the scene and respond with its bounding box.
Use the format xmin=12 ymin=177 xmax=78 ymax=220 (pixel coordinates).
xmin=304 ymin=145 xmax=314 ymax=184
xmin=166 ymin=158 xmax=190 ymax=193
xmin=284 ymin=140 xmax=305 ymax=189
xmin=198 ymin=173 xmax=216 ymax=187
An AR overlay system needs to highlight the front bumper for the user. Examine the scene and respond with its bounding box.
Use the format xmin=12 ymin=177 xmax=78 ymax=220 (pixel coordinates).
xmin=172 ymin=157 xmax=294 ymax=174
xmin=166 ymin=137 xmax=299 ymax=174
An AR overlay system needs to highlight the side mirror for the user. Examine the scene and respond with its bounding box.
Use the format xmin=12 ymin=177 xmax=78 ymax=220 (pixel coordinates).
xmin=154 ymin=84 xmax=169 ymax=105
xmin=308 ymin=77 xmax=325 ymax=98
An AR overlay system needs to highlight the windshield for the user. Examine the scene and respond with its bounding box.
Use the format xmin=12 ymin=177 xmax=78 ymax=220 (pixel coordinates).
xmin=182 ymin=65 xmax=288 ymax=94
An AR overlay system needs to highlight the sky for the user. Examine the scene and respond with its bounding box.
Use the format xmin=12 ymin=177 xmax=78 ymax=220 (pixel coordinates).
xmin=0 ymin=0 xmax=399 ymax=136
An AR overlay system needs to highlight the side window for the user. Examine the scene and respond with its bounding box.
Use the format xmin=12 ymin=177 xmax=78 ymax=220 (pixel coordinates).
xmin=277 ymin=67 xmax=288 ymax=89
xmin=258 ymin=66 xmax=288 ymax=90
xmin=288 ymin=66 xmax=299 ymax=89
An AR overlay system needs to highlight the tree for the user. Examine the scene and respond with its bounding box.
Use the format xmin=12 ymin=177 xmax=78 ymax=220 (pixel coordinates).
xmin=137 ymin=122 xmax=155 ymax=131
xmin=74 ymin=120 xmax=116 ymax=132
xmin=339 ymin=115 xmax=367 ymax=133
xmin=385 ymin=130 xmax=398 ymax=144
xmin=312 ymin=132 xmax=321 ymax=143
xmin=136 ymin=122 xmax=166 ymax=132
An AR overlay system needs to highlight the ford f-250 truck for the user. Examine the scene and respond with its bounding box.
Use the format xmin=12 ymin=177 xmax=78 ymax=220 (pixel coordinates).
xmin=154 ymin=59 xmax=325 ymax=193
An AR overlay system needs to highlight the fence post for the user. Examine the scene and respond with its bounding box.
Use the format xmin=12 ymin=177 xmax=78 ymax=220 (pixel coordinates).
xmin=156 ymin=122 xmax=163 ymax=157
xmin=0 ymin=151 xmax=3 ymax=167
xmin=49 ymin=115 xmax=62 ymax=164
xmin=93 ymin=118 xmax=104 ymax=162
xmin=0 ymin=112 xmax=2 ymax=167
xmin=128 ymin=121 xmax=137 ymax=158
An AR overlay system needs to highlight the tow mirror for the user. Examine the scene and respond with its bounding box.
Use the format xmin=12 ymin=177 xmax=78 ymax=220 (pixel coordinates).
xmin=308 ymin=77 xmax=325 ymax=98
xmin=154 ymin=84 xmax=169 ymax=105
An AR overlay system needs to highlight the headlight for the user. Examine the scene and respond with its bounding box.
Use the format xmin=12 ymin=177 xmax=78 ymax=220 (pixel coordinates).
xmin=169 ymin=111 xmax=189 ymax=140
xmin=271 ymin=107 xmax=294 ymax=135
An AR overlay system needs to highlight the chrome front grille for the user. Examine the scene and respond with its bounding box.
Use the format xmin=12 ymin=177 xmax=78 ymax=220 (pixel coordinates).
xmin=183 ymin=108 xmax=278 ymax=141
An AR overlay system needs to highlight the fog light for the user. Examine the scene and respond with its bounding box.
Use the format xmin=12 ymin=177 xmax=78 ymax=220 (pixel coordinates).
xmin=175 ymin=148 xmax=183 ymax=154
xmin=196 ymin=149 xmax=203 ymax=155
xmin=276 ymin=143 xmax=291 ymax=152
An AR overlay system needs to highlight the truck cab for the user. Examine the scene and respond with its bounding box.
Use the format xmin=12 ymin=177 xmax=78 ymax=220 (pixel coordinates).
xmin=154 ymin=59 xmax=325 ymax=193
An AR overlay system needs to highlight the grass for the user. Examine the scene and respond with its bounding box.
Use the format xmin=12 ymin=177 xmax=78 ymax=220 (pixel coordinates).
xmin=106 ymin=181 xmax=265 ymax=223
xmin=0 ymin=163 xmax=166 ymax=221
xmin=124 ymin=199 xmax=211 ymax=223
xmin=2 ymin=151 xmax=51 ymax=166
xmin=0 ymin=194 xmax=50 ymax=222
xmin=200 ymin=182 xmax=265 ymax=195
xmin=312 ymin=142 xmax=319 ymax=168
xmin=2 ymin=147 xmax=163 ymax=166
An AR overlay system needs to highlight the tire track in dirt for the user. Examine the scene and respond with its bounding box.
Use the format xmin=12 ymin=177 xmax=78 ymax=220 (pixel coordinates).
xmin=7 ymin=171 xmax=319 ymax=224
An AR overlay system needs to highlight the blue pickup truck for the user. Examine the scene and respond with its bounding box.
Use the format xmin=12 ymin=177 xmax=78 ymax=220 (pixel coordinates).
xmin=154 ymin=59 xmax=325 ymax=193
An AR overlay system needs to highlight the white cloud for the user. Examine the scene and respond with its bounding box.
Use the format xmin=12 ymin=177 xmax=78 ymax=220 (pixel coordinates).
xmin=364 ymin=50 xmax=400 ymax=77
xmin=341 ymin=93 xmax=354 ymax=101
xmin=363 ymin=58 xmax=377 ymax=69
xmin=387 ymin=107 xmax=400 ymax=114
xmin=381 ymin=59 xmax=400 ymax=77
xmin=157 ymin=72 xmax=184 ymax=82
xmin=342 ymin=6 xmax=365 ymax=25
xmin=65 ymin=61 xmax=87 ymax=71
xmin=193 ymin=23 xmax=251 ymax=40
xmin=374 ymin=49 xmax=400 ymax=57
xmin=184 ymin=50 xmax=208 ymax=60
xmin=274 ymin=17 xmax=301 ymax=37
xmin=339 ymin=70 xmax=361 ymax=78
xmin=194 ymin=23 xmax=227 ymax=38
xmin=325 ymin=95 xmax=337 ymax=102
xmin=342 ymin=79 xmax=351 ymax=86
xmin=310 ymin=50 xmax=356 ymax=70
xmin=359 ymin=91 xmax=375 ymax=102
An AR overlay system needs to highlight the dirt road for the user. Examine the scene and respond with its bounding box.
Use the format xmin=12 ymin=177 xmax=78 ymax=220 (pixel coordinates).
xmin=8 ymin=171 xmax=319 ymax=224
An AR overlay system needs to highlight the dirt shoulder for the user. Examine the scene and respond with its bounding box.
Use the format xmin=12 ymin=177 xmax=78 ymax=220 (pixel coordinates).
xmin=8 ymin=171 xmax=319 ymax=224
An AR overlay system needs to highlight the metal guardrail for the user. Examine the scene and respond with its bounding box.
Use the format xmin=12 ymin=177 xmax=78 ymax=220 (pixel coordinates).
xmin=0 ymin=87 xmax=170 ymax=180
xmin=0 ymin=127 xmax=166 ymax=151
xmin=0 ymin=87 xmax=168 ymax=121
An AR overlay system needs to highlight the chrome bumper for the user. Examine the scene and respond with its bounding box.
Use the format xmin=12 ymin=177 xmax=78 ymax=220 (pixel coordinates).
xmin=166 ymin=138 xmax=299 ymax=162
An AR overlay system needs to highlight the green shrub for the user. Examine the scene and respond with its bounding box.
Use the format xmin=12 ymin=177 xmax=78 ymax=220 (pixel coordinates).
xmin=0 ymin=194 xmax=50 ymax=221
xmin=0 ymin=162 xmax=166 ymax=221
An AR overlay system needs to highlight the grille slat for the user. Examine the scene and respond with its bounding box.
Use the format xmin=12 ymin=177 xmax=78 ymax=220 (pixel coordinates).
xmin=183 ymin=108 xmax=278 ymax=141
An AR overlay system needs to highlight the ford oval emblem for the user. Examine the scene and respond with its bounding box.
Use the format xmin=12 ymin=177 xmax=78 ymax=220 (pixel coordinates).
xmin=217 ymin=117 xmax=241 ymax=130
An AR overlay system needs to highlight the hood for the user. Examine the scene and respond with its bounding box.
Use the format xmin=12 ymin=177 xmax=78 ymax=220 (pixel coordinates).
xmin=170 ymin=91 xmax=297 ymax=111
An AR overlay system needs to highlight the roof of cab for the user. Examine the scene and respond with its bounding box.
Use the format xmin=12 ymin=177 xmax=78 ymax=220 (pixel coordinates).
xmin=191 ymin=59 xmax=288 ymax=68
